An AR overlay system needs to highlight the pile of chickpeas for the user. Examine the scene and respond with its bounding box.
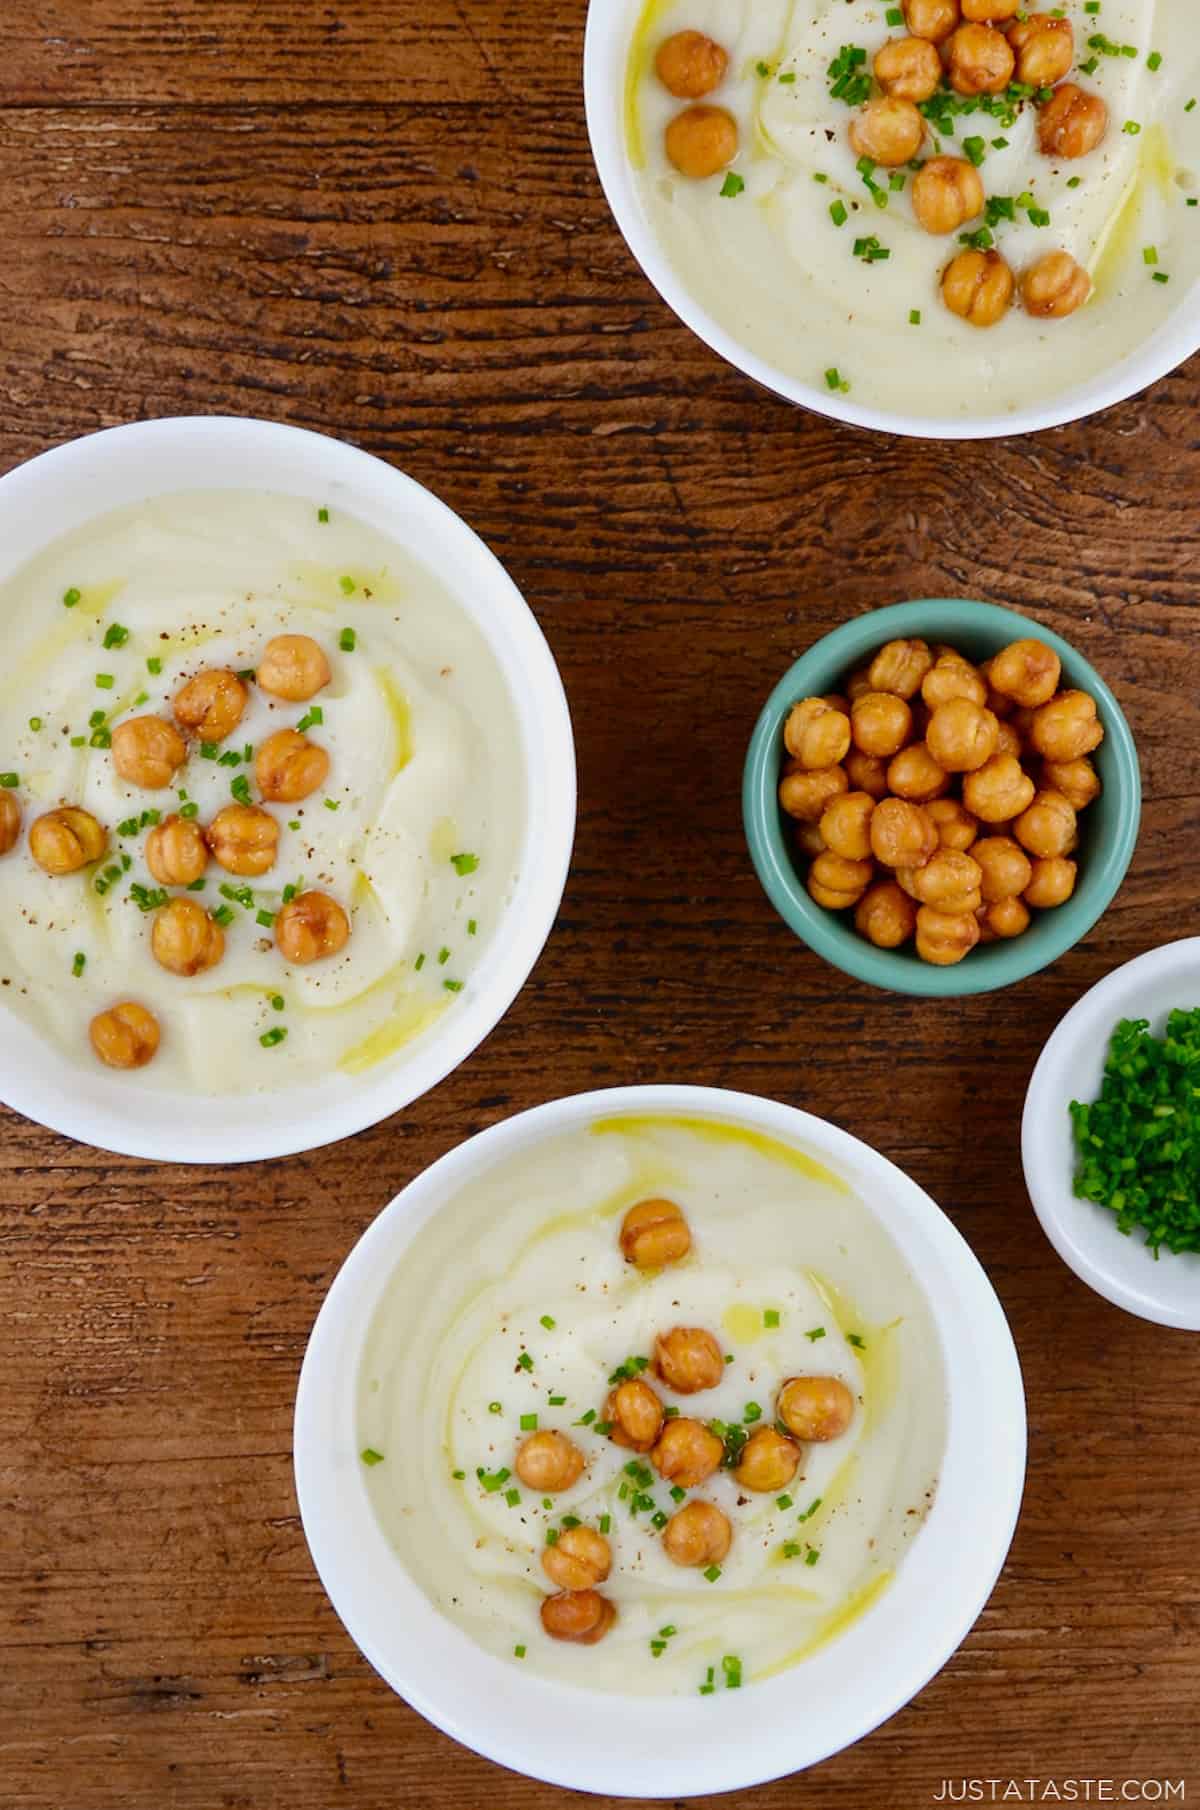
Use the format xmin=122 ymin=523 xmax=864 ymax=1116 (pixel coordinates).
xmin=653 ymin=2 xmax=1105 ymax=329
xmin=512 ymin=1197 xmax=856 ymax=1647
xmin=0 ymin=633 xmax=352 ymax=1071
xmin=778 ymin=633 xmax=1104 ymax=967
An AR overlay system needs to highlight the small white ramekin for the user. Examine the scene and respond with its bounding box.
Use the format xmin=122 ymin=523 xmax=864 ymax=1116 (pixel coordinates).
xmin=584 ymin=1 xmax=1200 ymax=442
xmin=1023 ymin=939 xmax=1200 ymax=1331
xmin=0 ymin=418 xmax=576 ymax=1163
xmin=295 ymin=1084 xmax=1026 ymax=1799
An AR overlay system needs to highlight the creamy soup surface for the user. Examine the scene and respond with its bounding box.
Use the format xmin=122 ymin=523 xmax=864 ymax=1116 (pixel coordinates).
xmin=359 ymin=1116 xmax=947 ymax=1695
xmin=0 ymin=491 xmax=524 ymax=1091
xmin=627 ymin=0 xmax=1199 ymax=418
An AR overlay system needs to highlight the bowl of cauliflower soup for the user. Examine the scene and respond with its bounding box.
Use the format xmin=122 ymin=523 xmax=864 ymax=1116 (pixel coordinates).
xmin=294 ymin=1085 xmax=1026 ymax=1796
xmin=586 ymin=0 xmax=1200 ymax=437
xmin=0 ymin=418 xmax=575 ymax=1161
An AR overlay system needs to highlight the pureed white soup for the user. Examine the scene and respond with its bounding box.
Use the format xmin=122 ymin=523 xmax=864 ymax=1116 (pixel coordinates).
xmin=358 ymin=1116 xmax=947 ymax=1695
xmin=626 ymin=0 xmax=1199 ymax=420
xmin=0 ymin=491 xmax=524 ymax=1091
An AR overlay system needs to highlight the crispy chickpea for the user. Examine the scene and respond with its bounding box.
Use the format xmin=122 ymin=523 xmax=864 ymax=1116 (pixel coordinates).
xmin=111 ymin=715 xmax=187 ymax=790
xmin=874 ymin=34 xmax=942 ymax=102
xmin=145 ymin=813 xmax=208 ymax=887
xmin=655 ymin=29 xmax=728 ymax=98
xmin=868 ymin=638 xmax=933 ymax=700
xmin=962 ymin=753 xmax=1036 ymax=823
xmin=1039 ymin=83 xmax=1108 ymax=158
xmin=794 ymin=820 xmax=827 ymax=860
xmin=994 ymin=720 xmax=1022 ymax=759
xmin=808 ymin=851 xmax=873 ymax=911
xmin=911 ymin=848 xmax=983 ymax=913
xmin=784 ymin=697 xmax=852 ymax=770
xmin=515 ymin=1429 xmax=585 ymax=1493
xmin=733 ymin=1426 xmax=802 ymax=1493
xmin=849 ymin=95 xmax=925 ymax=167
xmin=275 ymin=889 xmax=350 ymax=965
xmin=665 ymin=104 xmax=738 ymax=179
xmin=1042 ymin=756 xmax=1101 ymax=812
xmin=542 ymin=1526 xmax=611 ymax=1593
xmin=1014 ymin=788 xmax=1077 ymax=859
xmin=779 ymin=761 xmax=848 ymax=822
xmin=962 ymin=0 xmax=1018 ymax=16
xmin=1030 ymin=690 xmax=1104 ymax=761
xmin=819 ymin=791 xmax=875 ymax=862
xmin=89 ymin=1000 xmax=160 ymax=1070
xmin=855 ymin=879 xmax=917 ymax=948
xmin=922 ymin=654 xmax=987 ymax=711
xmin=926 ymin=698 xmax=1000 ymax=773
xmin=852 ymin=693 xmax=912 ymax=759
xmin=256 ymin=633 xmax=331 ymax=703
xmin=911 ymin=155 xmax=985 ymax=235
xmin=1022 ymin=250 xmax=1092 ymax=319
xmin=654 ymin=1326 xmax=724 ymax=1395
xmin=985 ymin=895 xmax=1031 ymax=938
xmin=540 ymin=1590 xmax=615 ymax=1644
xmin=927 ymin=797 xmax=978 ymax=852
xmin=987 ymin=639 xmax=1062 ymax=708
xmin=777 ymin=1375 xmax=855 ymax=1443
xmin=916 ymin=904 xmax=981 ymax=966
xmin=973 ymin=835 xmax=1033 ymax=902
xmin=207 ymin=803 xmax=279 ymax=877
xmin=870 ymin=797 xmax=938 ymax=869
xmin=942 ymin=248 xmax=1015 ymax=327
xmin=29 ymin=806 xmax=107 ymax=876
xmin=903 ymin=0 xmax=959 ymax=44
xmin=605 ymin=1377 xmax=665 ymax=1453
xmin=845 ymin=665 xmax=874 ymax=703
xmin=0 ymin=791 xmax=21 ymax=855
xmin=255 ymin=728 xmax=331 ymax=804
xmin=651 ymin=1416 xmax=724 ymax=1489
xmin=1025 ymin=855 xmax=1077 ymax=909
xmin=172 ymin=667 xmax=248 ymax=743
xmin=662 ymin=1500 xmax=732 ymax=1569
xmin=845 ymin=748 xmax=889 ymax=800
xmin=1007 ymin=14 xmax=1073 ymax=87
xmin=150 ymin=897 xmax=225 ymax=977
xmin=887 ymin=743 xmax=951 ymax=803
xmin=946 ymin=22 xmax=1014 ymax=94
xmin=980 ymin=661 xmax=1016 ymax=717
xmin=619 ymin=1197 xmax=691 ymax=1269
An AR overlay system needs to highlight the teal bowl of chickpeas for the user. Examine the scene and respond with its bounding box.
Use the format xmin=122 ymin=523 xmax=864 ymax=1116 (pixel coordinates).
xmin=743 ymin=599 xmax=1140 ymax=998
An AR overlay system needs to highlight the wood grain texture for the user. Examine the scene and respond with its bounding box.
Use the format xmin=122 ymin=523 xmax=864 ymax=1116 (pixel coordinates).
xmin=1 ymin=4 xmax=1199 ymax=1807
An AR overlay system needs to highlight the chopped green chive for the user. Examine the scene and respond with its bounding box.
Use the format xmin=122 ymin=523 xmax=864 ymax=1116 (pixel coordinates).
xmin=504 ymin=1487 xmax=521 ymax=1507
xmin=1147 ymin=51 xmax=1162 ymax=71
xmin=829 ymin=199 xmax=848 ymax=227
xmin=71 ymin=951 xmax=86 ymax=977
xmin=338 ymin=575 xmax=356 ymax=595
xmin=719 ymin=172 xmax=745 ymax=198
xmin=260 ymin=1026 xmax=288 ymax=1048
xmin=318 ymin=506 xmax=330 ymax=523
xmin=539 ymin=1314 xmax=556 ymax=1330
xmin=598 ymin=1513 xmax=611 ymax=1534
xmin=517 ymin=1352 xmax=533 ymax=1372
xmin=722 ymin=1655 xmax=742 ymax=1689
xmin=102 ymin=623 xmax=129 ymax=649
xmin=146 ymin=657 xmax=162 ymax=675
xmin=414 ymin=952 xmax=426 ymax=970
xmin=806 ymin=1326 xmax=826 ymax=1342
xmin=271 ymin=994 xmax=285 ymax=1010
xmin=338 ymin=627 xmax=357 ymax=652
xmin=909 ymin=308 xmax=922 ymax=325
xmin=28 ymin=717 xmax=42 ymax=732
xmin=324 ymin=798 xmax=339 ymax=812
xmin=95 ymin=673 xmax=114 ymax=689
xmin=437 ymin=946 xmax=451 ymax=964
xmin=777 ymin=1493 xmax=793 ymax=1509
xmin=513 ymin=1643 xmax=526 ymax=1658
xmin=703 ymin=1564 xmax=722 ymax=1583
xmin=848 ymin=1333 xmax=866 ymax=1350
xmin=256 ymin=909 xmax=276 ymax=928
xmin=824 ymin=367 xmax=850 ymax=394
xmin=212 ymin=904 xmax=236 ymax=928
xmin=230 ymin=776 xmax=252 ymax=805
xmin=0 ymin=772 xmax=18 ymax=789
xmin=62 ymin=587 xmax=81 ymax=608
xmin=360 ymin=1447 xmax=384 ymax=1466
xmin=519 ymin=1413 xmax=538 ymax=1432
xmin=467 ymin=917 xmax=477 ymax=936
xmin=799 ymin=1497 xmax=823 ymax=1522
xmin=548 ymin=1393 xmax=566 ymax=1406
xmin=443 ymin=978 xmax=464 ymax=992
xmin=805 ymin=1546 xmax=821 ymax=1566
xmin=451 ymin=852 xmax=479 ymax=876
xmin=764 ymin=1308 xmax=780 ymax=1328
xmin=782 ymin=1540 xmax=802 ymax=1559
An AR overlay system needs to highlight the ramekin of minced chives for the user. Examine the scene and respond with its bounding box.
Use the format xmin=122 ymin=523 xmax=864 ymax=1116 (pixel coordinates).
xmin=1070 ymin=1009 xmax=1200 ymax=1259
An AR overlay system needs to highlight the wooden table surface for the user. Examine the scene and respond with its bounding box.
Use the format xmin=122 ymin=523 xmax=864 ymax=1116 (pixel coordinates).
xmin=3 ymin=5 xmax=1199 ymax=1807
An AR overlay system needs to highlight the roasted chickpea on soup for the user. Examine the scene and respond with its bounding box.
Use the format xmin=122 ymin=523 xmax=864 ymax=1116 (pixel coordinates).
xmin=358 ymin=1116 xmax=946 ymax=1694
xmin=0 ymin=490 xmax=523 ymax=1092
xmin=627 ymin=0 xmax=1199 ymax=421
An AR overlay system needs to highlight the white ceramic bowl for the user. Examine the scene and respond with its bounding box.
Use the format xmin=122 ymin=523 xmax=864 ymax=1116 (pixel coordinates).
xmin=295 ymin=1084 xmax=1026 ymax=1798
xmin=583 ymin=2 xmax=1200 ymax=442
xmin=0 ymin=418 xmax=575 ymax=1163
xmin=1022 ymin=940 xmax=1200 ymax=1331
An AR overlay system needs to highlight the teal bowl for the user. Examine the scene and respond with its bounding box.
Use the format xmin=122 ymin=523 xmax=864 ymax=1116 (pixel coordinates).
xmin=743 ymin=599 xmax=1141 ymax=998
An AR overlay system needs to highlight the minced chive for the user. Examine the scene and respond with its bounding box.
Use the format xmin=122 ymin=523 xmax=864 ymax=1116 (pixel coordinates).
xmin=517 ymin=1352 xmax=533 ymax=1371
xmin=805 ymin=1547 xmax=821 ymax=1566
xmin=339 ymin=627 xmax=357 ymax=652
xmin=488 ymin=1401 xmax=503 ymax=1414
xmin=288 ymin=819 xmax=300 ymax=830
xmin=909 ymin=308 xmax=922 ymax=325
xmin=703 ymin=1564 xmax=722 ymax=1583
xmin=95 ymin=674 xmax=114 ymax=689
xmin=764 ymin=1309 xmax=780 ymax=1328
xmin=539 ymin=1314 xmax=556 ymax=1330
xmin=452 ymin=1468 xmax=465 ymax=1480
xmin=561 ymin=1514 xmax=581 ymax=1530
xmin=1153 ymin=271 xmax=1170 ymax=283
xmin=260 ymin=1027 xmax=288 ymax=1048
xmin=212 ymin=904 xmax=235 ymax=927
xmin=28 ymin=717 xmax=42 ymax=731
xmin=70 ymin=736 xmax=85 ymax=747
xmin=324 ymin=798 xmax=339 ymax=812
xmin=256 ymin=909 xmax=275 ymax=927
xmin=504 ymin=1487 xmax=520 ymax=1507
xmin=71 ymin=951 xmax=86 ymax=977
xmin=829 ymin=199 xmax=848 ymax=227
xmin=1123 ymin=120 xmax=1141 ymax=135
xmin=338 ymin=575 xmax=356 ymax=595
xmin=848 ymin=1333 xmax=866 ymax=1349
xmin=231 ymin=776 xmax=252 ymax=805
xmin=318 ymin=506 xmax=330 ymax=523
xmin=574 ymin=1409 xmax=596 ymax=1426
xmin=179 ymin=802 xmax=199 ymax=819
xmin=806 ymin=1326 xmax=826 ymax=1342
xmin=271 ymin=994 xmax=285 ymax=1010
xmin=670 ymin=1484 xmax=686 ymax=1502
xmin=743 ymin=1402 xmax=762 ymax=1423
xmin=200 ymin=742 xmax=218 ymax=760
xmin=443 ymin=978 xmax=464 ymax=992
xmin=414 ymin=952 xmax=425 ymax=970
xmin=722 ymin=1655 xmax=742 ymax=1689
xmin=467 ymin=917 xmax=477 ymax=935
xmin=513 ymin=1644 xmax=526 ymax=1658
xmin=720 ymin=172 xmax=745 ymax=198
xmin=360 ymin=1447 xmax=384 ymax=1466
xmin=187 ymin=878 xmax=206 ymax=891
xmin=0 ymin=772 xmax=18 ymax=788
xmin=598 ymin=1513 xmax=611 ymax=1534
xmin=782 ymin=1540 xmax=802 ymax=1559
xmin=799 ymin=1497 xmax=823 ymax=1521
xmin=102 ymin=623 xmax=129 ymax=649
xmin=548 ymin=1393 xmax=566 ymax=1406
xmin=63 ymin=587 xmax=81 ymax=608
xmin=437 ymin=946 xmax=451 ymax=964
xmin=451 ymin=852 xmax=479 ymax=875
xmin=777 ymin=1493 xmax=793 ymax=1509
xmin=519 ymin=1413 xmax=538 ymax=1432
xmin=146 ymin=656 xmax=162 ymax=674
xmin=1147 ymin=51 xmax=1162 ymax=71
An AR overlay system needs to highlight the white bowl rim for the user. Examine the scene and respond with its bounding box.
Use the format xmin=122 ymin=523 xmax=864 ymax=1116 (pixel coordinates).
xmin=0 ymin=417 xmax=576 ymax=1164
xmin=294 ymin=1083 xmax=1027 ymax=1798
xmin=583 ymin=3 xmax=1200 ymax=443
xmin=1022 ymin=938 xmax=1200 ymax=1331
